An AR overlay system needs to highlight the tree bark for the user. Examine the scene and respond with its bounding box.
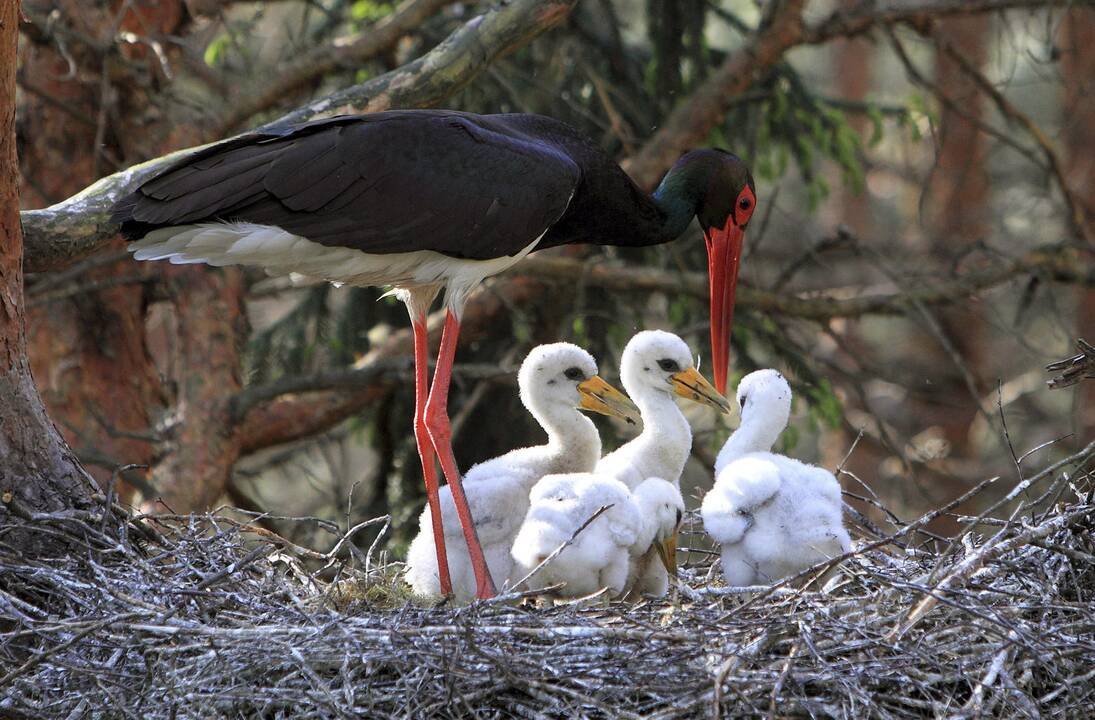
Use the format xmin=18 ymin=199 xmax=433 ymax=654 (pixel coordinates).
xmin=0 ymin=0 xmax=96 ymax=545
xmin=833 ymin=0 xmax=873 ymax=236
xmin=150 ymin=266 xmax=247 ymax=511
xmin=1062 ymin=7 xmax=1095 ymax=436
xmin=922 ymin=15 xmax=991 ymax=455
xmin=20 ymin=0 xmax=183 ymax=501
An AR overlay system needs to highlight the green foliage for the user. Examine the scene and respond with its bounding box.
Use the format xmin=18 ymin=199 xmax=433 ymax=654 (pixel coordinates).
xmin=777 ymin=421 xmax=800 ymax=454
xmin=866 ymin=104 xmax=887 ymax=147
xmin=570 ymin=315 xmax=588 ymax=346
xmin=898 ymin=92 xmax=936 ymax=142
xmin=350 ymin=1 xmax=394 ymax=24
xmin=744 ymin=71 xmax=868 ymax=209
xmin=204 ymin=33 xmax=233 ymax=68
xmin=805 ymin=378 xmax=843 ymax=430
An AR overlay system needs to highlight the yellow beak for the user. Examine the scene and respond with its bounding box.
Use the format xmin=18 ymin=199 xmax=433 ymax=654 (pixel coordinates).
xmin=670 ymin=367 xmax=734 ymax=414
xmin=653 ymin=531 xmax=679 ymax=578
xmin=578 ymin=375 xmax=641 ymax=425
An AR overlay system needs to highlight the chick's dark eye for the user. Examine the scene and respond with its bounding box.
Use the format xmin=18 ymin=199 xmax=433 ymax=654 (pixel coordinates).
xmin=657 ymin=359 xmax=680 ymax=373
xmin=563 ymin=367 xmax=585 ymax=381
xmin=739 ymin=393 xmax=749 ymax=406
xmin=739 ymin=197 xmax=751 ymax=210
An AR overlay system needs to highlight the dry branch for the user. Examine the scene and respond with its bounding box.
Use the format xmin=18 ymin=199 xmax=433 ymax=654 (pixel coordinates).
xmin=228 ymin=237 xmax=1093 ymax=455
xmin=511 ymin=244 xmax=1094 ymax=321
xmin=236 ymin=276 xmax=547 ymax=452
xmin=19 ymin=0 xmax=576 ymax=272
xmin=933 ymin=31 xmax=1092 ymax=244
xmin=622 ymin=0 xmax=808 ymax=189
xmin=803 ymin=0 xmax=1093 ymax=44
xmin=1046 ymin=338 xmax=1095 ymax=389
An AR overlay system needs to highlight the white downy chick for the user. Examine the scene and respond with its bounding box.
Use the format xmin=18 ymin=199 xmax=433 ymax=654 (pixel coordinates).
xmin=405 ymin=343 xmax=638 ymax=601
xmin=701 ymin=370 xmax=851 ymax=586
xmin=510 ymin=475 xmax=683 ymax=600
xmin=510 ymin=473 xmax=644 ymax=598
xmin=625 ymin=477 xmax=685 ymax=598
xmin=596 ymin=330 xmax=733 ymax=491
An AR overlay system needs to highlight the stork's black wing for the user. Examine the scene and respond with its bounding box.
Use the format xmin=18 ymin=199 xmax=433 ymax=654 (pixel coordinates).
xmin=112 ymin=111 xmax=581 ymax=260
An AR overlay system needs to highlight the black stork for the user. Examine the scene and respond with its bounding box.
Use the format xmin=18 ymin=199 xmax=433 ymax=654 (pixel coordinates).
xmin=112 ymin=110 xmax=757 ymax=600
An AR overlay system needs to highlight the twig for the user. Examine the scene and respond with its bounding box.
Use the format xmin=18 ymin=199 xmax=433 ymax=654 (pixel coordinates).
xmin=1046 ymin=338 xmax=1095 ymax=389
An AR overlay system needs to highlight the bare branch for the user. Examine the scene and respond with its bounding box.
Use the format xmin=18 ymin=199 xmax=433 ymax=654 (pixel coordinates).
xmin=1046 ymin=338 xmax=1095 ymax=389
xmin=934 ymin=32 xmax=1093 ymax=244
xmin=236 ymin=275 xmax=547 ymax=452
xmin=803 ymin=0 xmax=1092 ymax=44
xmin=229 ymin=359 xmax=510 ymax=422
xmin=622 ymin=0 xmax=1083 ymax=189
xmin=511 ymin=243 xmax=1095 ymax=321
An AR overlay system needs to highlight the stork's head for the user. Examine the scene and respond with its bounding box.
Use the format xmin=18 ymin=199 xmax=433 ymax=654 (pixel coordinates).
xmin=618 ymin=330 xmax=732 ymax=415
xmin=519 ymin=343 xmax=639 ymax=424
xmin=657 ymin=151 xmax=756 ymax=396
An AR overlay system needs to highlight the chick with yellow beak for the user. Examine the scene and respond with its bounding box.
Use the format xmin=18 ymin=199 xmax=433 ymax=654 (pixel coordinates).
xmin=596 ymin=330 xmax=734 ymax=492
xmin=594 ymin=330 xmax=731 ymax=596
xmin=406 ymin=342 xmax=638 ymax=602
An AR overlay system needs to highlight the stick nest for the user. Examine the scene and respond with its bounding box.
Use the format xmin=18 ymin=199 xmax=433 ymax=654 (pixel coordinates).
xmin=1 ymin=456 xmax=1093 ymax=719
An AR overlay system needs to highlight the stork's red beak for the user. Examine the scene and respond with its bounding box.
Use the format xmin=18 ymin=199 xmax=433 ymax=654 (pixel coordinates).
xmin=705 ymin=219 xmax=744 ymax=396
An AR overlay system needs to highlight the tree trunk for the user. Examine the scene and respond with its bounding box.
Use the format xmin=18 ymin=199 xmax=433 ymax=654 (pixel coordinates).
xmin=923 ymin=15 xmax=991 ymax=455
xmin=150 ymin=266 xmax=247 ymax=512
xmin=834 ymin=0 xmax=873 ymax=236
xmin=1062 ymin=8 xmax=1095 ymax=437
xmin=0 ymin=0 xmax=96 ymax=545
xmin=20 ymin=0 xmax=184 ymax=501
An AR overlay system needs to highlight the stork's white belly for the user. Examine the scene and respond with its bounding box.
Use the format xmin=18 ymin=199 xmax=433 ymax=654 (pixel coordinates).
xmin=129 ymin=222 xmax=541 ymax=293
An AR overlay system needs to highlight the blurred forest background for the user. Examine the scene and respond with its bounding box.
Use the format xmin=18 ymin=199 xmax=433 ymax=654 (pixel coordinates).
xmin=14 ymin=0 xmax=1095 ymax=557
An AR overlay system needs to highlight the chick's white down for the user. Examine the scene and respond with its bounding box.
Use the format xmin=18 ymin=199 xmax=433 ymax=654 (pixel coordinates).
xmin=701 ymin=370 xmax=851 ymax=586
xmin=405 ymin=343 xmax=613 ymax=601
xmin=511 ymin=474 xmax=682 ymax=598
xmin=625 ymin=478 xmax=685 ymax=598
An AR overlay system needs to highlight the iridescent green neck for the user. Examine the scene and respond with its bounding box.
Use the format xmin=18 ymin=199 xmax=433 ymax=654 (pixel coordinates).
xmin=651 ymin=160 xmax=708 ymax=240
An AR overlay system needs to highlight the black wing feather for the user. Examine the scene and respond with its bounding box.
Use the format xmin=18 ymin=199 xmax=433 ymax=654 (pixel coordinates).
xmin=113 ymin=111 xmax=581 ymax=260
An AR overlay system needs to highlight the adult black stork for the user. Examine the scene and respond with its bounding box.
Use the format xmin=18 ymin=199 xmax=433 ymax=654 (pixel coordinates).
xmin=112 ymin=110 xmax=756 ymax=600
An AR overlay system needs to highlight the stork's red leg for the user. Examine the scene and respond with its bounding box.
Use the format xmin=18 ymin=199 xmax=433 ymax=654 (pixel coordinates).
xmin=411 ymin=314 xmax=452 ymax=597
xmin=423 ymin=310 xmax=498 ymax=599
